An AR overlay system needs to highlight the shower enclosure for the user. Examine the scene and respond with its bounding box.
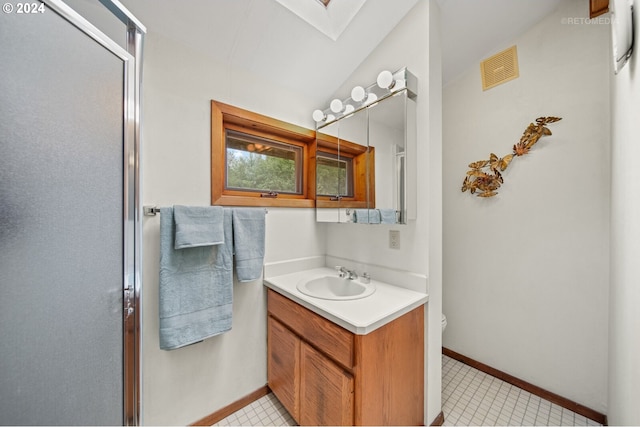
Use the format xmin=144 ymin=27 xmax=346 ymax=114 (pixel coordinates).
xmin=0 ymin=0 xmax=144 ymax=424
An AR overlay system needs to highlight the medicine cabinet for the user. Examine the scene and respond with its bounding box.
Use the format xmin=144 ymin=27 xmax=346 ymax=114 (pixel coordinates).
xmin=314 ymin=68 xmax=417 ymax=224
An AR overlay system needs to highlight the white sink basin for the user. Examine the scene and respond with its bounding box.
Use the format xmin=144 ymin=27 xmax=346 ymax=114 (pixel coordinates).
xmin=296 ymin=275 xmax=376 ymax=301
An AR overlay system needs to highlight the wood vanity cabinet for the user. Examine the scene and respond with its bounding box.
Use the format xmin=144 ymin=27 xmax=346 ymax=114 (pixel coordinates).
xmin=266 ymin=289 xmax=424 ymax=426
xmin=300 ymin=341 xmax=354 ymax=425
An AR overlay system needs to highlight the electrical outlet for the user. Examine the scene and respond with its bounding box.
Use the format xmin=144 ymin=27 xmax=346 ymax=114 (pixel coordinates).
xmin=389 ymin=230 xmax=400 ymax=249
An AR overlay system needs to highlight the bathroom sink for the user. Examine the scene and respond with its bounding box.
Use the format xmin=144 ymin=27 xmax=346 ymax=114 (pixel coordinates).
xmin=296 ymin=275 xmax=376 ymax=301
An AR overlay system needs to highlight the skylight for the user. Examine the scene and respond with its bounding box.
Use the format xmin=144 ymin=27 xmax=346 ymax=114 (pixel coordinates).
xmin=275 ymin=0 xmax=367 ymax=41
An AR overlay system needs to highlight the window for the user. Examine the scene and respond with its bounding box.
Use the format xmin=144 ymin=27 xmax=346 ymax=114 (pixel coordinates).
xmin=211 ymin=101 xmax=315 ymax=207
xmin=225 ymin=130 xmax=303 ymax=195
xmin=211 ymin=100 xmax=373 ymax=209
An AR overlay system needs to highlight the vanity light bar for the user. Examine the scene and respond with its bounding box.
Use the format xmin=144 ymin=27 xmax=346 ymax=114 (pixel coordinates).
xmin=312 ymin=67 xmax=417 ymax=129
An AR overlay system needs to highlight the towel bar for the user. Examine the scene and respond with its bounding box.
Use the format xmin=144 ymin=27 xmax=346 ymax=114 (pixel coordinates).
xmin=143 ymin=205 xmax=268 ymax=216
xmin=143 ymin=206 xmax=161 ymax=216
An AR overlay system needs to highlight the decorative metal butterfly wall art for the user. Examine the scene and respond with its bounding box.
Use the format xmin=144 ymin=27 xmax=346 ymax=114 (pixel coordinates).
xmin=462 ymin=116 xmax=562 ymax=198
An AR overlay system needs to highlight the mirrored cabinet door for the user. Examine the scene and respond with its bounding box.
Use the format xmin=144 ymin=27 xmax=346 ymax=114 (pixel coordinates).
xmin=368 ymin=92 xmax=407 ymax=224
xmin=315 ymin=107 xmax=369 ymax=223
xmin=315 ymin=89 xmax=416 ymax=224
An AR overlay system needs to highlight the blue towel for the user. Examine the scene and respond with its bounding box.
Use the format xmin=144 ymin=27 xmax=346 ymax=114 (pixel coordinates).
xmin=173 ymin=205 xmax=224 ymax=249
xmin=353 ymin=209 xmax=381 ymax=224
xmin=159 ymin=207 xmax=233 ymax=350
xmin=379 ymin=208 xmax=397 ymax=224
xmin=232 ymin=208 xmax=265 ymax=282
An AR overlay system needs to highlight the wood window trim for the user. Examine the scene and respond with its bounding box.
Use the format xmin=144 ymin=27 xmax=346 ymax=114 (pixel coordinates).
xmin=315 ymin=133 xmax=375 ymax=209
xmin=589 ymin=0 xmax=609 ymax=18
xmin=211 ymin=100 xmax=316 ymax=208
xmin=212 ymin=100 xmax=374 ymax=209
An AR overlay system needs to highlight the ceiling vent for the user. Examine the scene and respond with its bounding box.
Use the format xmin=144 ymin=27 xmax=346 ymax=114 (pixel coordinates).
xmin=480 ymin=45 xmax=519 ymax=91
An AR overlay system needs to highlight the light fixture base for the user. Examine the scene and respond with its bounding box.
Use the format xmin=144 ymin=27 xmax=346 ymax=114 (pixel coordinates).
xmin=312 ymin=67 xmax=417 ymax=127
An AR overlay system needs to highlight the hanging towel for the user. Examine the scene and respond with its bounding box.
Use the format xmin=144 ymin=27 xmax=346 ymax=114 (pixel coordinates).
xmin=353 ymin=209 xmax=381 ymax=224
xmin=173 ymin=205 xmax=225 ymax=249
xmin=159 ymin=207 xmax=233 ymax=350
xmin=379 ymin=208 xmax=397 ymax=224
xmin=232 ymin=208 xmax=265 ymax=282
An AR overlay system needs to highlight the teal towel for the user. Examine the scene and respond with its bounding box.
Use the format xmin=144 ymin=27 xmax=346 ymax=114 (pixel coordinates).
xmin=379 ymin=208 xmax=397 ymax=224
xmin=232 ymin=208 xmax=265 ymax=282
xmin=159 ymin=207 xmax=233 ymax=350
xmin=353 ymin=209 xmax=381 ymax=224
xmin=173 ymin=205 xmax=224 ymax=249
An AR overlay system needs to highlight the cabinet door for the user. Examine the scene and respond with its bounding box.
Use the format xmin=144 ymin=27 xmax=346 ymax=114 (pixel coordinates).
xmin=267 ymin=316 xmax=300 ymax=420
xmin=300 ymin=342 xmax=354 ymax=426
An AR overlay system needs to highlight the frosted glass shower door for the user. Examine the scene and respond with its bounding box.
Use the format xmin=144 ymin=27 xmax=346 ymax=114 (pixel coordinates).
xmin=0 ymin=3 xmax=134 ymax=425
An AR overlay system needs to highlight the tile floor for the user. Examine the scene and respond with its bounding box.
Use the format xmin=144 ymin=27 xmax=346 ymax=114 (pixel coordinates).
xmin=214 ymin=354 xmax=603 ymax=426
xmin=214 ymin=393 xmax=295 ymax=426
xmin=441 ymin=355 xmax=602 ymax=426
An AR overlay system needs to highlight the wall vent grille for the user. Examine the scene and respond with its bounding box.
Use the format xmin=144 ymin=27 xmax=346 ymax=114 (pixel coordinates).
xmin=481 ymin=45 xmax=519 ymax=91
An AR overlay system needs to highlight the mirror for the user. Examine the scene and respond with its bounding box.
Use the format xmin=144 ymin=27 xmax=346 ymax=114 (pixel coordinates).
xmin=315 ymin=106 xmax=370 ymax=223
xmin=315 ymin=87 xmax=416 ymax=224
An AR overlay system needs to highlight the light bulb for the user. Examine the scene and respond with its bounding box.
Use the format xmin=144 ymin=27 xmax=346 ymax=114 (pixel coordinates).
xmin=376 ymin=70 xmax=395 ymax=89
xmin=330 ymin=99 xmax=343 ymax=113
xmin=326 ymin=114 xmax=336 ymax=122
xmin=344 ymin=104 xmax=355 ymax=114
xmin=351 ymin=86 xmax=365 ymax=102
xmin=366 ymin=93 xmax=378 ymax=104
xmin=312 ymin=109 xmax=326 ymax=122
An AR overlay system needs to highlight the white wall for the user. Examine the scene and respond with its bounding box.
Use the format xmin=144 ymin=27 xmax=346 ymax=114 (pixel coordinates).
xmin=443 ymin=0 xmax=610 ymax=413
xmin=141 ymin=33 xmax=325 ymax=425
xmin=323 ymin=1 xmax=443 ymax=423
xmin=608 ymin=0 xmax=640 ymax=423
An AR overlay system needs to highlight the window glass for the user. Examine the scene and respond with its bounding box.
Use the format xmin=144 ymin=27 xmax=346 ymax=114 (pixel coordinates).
xmin=225 ymin=130 xmax=302 ymax=194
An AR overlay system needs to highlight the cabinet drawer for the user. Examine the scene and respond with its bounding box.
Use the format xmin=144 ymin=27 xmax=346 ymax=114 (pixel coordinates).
xmin=267 ymin=289 xmax=354 ymax=369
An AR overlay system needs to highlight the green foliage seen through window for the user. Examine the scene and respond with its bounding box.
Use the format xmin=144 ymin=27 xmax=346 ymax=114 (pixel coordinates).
xmin=225 ymin=130 xmax=301 ymax=194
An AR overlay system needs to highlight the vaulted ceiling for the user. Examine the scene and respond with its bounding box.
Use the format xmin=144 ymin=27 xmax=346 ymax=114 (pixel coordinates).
xmin=115 ymin=0 xmax=563 ymax=96
xmin=120 ymin=0 xmax=419 ymax=100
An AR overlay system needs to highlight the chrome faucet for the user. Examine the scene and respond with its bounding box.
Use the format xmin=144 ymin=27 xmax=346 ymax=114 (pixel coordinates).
xmin=335 ymin=265 xmax=358 ymax=280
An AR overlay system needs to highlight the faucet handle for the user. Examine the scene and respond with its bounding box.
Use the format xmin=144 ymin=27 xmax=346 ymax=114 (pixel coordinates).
xmin=361 ymin=272 xmax=371 ymax=284
xmin=335 ymin=265 xmax=346 ymax=278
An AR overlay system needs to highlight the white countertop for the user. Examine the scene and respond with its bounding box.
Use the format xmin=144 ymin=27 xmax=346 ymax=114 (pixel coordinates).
xmin=264 ymin=267 xmax=429 ymax=335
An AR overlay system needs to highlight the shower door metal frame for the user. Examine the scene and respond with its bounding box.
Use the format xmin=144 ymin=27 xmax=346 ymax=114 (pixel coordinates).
xmin=41 ymin=1 xmax=146 ymax=425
